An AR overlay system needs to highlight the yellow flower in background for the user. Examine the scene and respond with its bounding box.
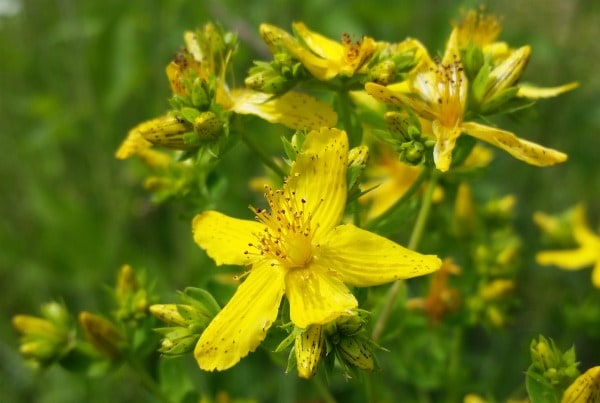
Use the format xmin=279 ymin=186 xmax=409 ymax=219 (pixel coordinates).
xmin=192 ymin=127 xmax=441 ymax=371
xmin=259 ymin=22 xmax=377 ymax=81
xmin=366 ymin=28 xmax=568 ymax=172
xmin=359 ymin=147 xmax=443 ymax=220
xmin=536 ymin=205 xmax=600 ymax=287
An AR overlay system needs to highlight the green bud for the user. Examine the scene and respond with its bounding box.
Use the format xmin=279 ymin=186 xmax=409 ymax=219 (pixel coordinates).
xmin=402 ymin=141 xmax=426 ymax=164
xmin=155 ymin=327 xmax=199 ymax=356
xmin=335 ymin=314 xmax=365 ymax=336
xmin=190 ymin=78 xmax=211 ymax=109
xmin=338 ymin=337 xmax=374 ymax=371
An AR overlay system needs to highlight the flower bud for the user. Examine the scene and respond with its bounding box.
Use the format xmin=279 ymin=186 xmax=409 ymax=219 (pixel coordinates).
xmin=155 ymin=327 xmax=199 ymax=356
xmin=12 ymin=302 xmax=73 ymax=367
xmin=337 ymin=336 xmax=374 ymax=371
xmin=137 ymin=115 xmax=193 ymax=150
xmin=369 ymin=60 xmax=396 ymax=85
xmin=194 ymin=111 xmax=223 ymax=141
xmin=294 ymin=325 xmax=324 ymax=379
xmin=79 ymin=312 xmax=123 ymax=360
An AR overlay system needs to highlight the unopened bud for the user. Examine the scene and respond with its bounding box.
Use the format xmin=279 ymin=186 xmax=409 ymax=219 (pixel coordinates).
xmin=295 ymin=325 xmax=324 ymax=379
xmin=369 ymin=60 xmax=397 ymax=85
xmin=338 ymin=337 xmax=374 ymax=371
xmin=79 ymin=312 xmax=123 ymax=360
xmin=194 ymin=111 xmax=223 ymax=141
xmin=137 ymin=116 xmax=193 ymax=150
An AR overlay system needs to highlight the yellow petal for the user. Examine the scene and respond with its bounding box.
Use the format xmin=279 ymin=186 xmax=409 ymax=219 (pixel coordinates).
xmin=286 ymin=127 xmax=348 ymax=239
xmin=317 ymin=224 xmax=441 ymax=286
xmin=292 ymin=22 xmax=344 ymax=61
xmin=441 ymin=28 xmax=461 ymax=66
xmin=573 ymin=219 xmax=600 ymax=249
xmin=192 ymin=211 xmax=265 ymax=266
xmin=115 ymin=125 xmax=154 ymax=159
xmin=195 ymin=262 xmax=285 ymax=370
xmin=462 ymin=121 xmax=568 ymax=166
xmin=285 ymin=263 xmax=357 ymax=329
xmin=259 ymin=23 xmax=334 ymax=80
xmin=432 ymin=121 xmax=462 ymax=172
xmin=229 ymin=89 xmax=338 ymax=130
xmin=365 ymin=82 xmax=437 ymax=121
xmin=536 ymin=248 xmax=597 ymax=270
xmin=517 ymin=81 xmax=579 ymax=99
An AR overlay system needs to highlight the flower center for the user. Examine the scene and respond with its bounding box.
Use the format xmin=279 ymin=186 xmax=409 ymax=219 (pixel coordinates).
xmin=249 ymin=185 xmax=317 ymax=268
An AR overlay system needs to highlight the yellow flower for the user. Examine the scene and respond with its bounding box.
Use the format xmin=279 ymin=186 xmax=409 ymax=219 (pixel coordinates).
xmin=536 ymin=205 xmax=600 ymax=287
xmin=192 ymin=127 xmax=441 ymax=371
xmin=259 ymin=22 xmax=377 ymax=81
xmin=366 ymin=29 xmax=567 ymax=172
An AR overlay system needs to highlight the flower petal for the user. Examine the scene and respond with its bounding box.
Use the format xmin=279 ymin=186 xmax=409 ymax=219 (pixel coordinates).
xmin=192 ymin=211 xmax=265 ymax=266
xmin=462 ymin=121 xmax=568 ymax=166
xmin=285 ymin=263 xmax=357 ymax=329
xmin=229 ymin=89 xmax=338 ymax=130
xmin=536 ymin=248 xmax=597 ymax=270
xmin=316 ymin=224 xmax=441 ymax=286
xmin=115 ymin=124 xmax=154 ymax=159
xmin=195 ymin=262 xmax=285 ymax=371
xmin=259 ymin=23 xmax=335 ymax=81
xmin=432 ymin=120 xmax=462 ymax=172
xmin=517 ymin=82 xmax=579 ymax=99
xmin=286 ymin=127 xmax=348 ymax=239
xmin=365 ymin=82 xmax=437 ymax=121
xmin=292 ymin=22 xmax=344 ymax=61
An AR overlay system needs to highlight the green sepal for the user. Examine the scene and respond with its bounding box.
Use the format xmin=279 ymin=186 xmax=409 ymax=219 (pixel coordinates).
xmin=481 ymin=86 xmax=519 ymax=114
xmin=178 ymin=287 xmax=221 ymax=318
xmin=179 ymin=107 xmax=202 ymax=124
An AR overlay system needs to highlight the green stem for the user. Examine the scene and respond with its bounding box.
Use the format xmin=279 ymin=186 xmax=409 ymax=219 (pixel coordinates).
xmin=336 ymin=90 xmax=361 ymax=147
xmin=371 ymin=168 xmax=440 ymax=342
xmin=240 ymin=129 xmax=286 ymax=178
xmin=128 ymin=358 xmax=173 ymax=403
xmin=313 ymin=375 xmax=337 ymax=403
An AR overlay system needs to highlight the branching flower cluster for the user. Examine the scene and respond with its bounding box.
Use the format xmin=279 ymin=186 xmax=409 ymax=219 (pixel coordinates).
xmin=13 ymin=8 xmax=600 ymax=403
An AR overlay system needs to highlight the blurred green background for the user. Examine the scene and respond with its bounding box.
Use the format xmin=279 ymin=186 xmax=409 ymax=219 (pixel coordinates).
xmin=1 ymin=0 xmax=599 ymax=401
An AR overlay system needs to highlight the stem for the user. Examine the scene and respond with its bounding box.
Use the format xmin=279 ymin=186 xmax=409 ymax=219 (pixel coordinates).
xmin=128 ymin=358 xmax=173 ymax=403
xmin=313 ymin=375 xmax=337 ymax=403
xmin=336 ymin=91 xmax=361 ymax=147
xmin=240 ymin=129 xmax=286 ymax=178
xmin=372 ymin=168 xmax=440 ymax=342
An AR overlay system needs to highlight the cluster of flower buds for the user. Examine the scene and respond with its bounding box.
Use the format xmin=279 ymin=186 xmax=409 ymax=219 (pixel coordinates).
xmin=12 ymin=302 xmax=74 ymax=369
xmin=526 ymin=335 xmax=580 ymax=401
xmin=149 ymin=287 xmax=220 ymax=356
xmin=280 ymin=311 xmax=379 ymax=379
